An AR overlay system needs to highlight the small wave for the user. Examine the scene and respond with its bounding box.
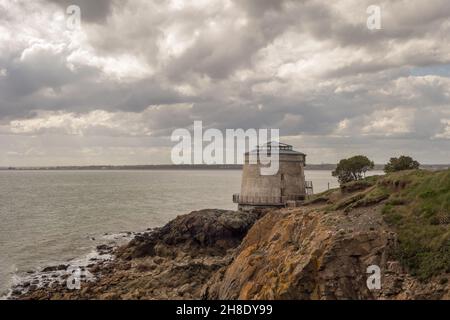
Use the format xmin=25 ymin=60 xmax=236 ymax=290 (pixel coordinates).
xmin=3 ymin=231 xmax=136 ymax=300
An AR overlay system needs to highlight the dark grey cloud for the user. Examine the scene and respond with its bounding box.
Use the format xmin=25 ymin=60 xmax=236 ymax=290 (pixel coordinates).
xmin=233 ymin=0 xmax=289 ymax=17
xmin=45 ymin=0 xmax=117 ymax=23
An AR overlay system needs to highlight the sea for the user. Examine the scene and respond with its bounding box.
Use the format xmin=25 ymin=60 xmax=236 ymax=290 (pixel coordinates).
xmin=0 ymin=169 xmax=383 ymax=296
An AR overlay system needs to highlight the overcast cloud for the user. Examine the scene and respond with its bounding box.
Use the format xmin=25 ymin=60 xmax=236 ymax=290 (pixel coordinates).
xmin=0 ymin=0 xmax=449 ymax=166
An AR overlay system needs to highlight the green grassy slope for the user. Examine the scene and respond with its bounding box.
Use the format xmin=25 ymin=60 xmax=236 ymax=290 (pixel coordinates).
xmin=311 ymin=169 xmax=450 ymax=280
xmin=380 ymin=170 xmax=450 ymax=280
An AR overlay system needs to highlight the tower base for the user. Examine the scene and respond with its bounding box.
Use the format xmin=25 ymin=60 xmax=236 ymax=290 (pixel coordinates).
xmin=238 ymin=203 xmax=286 ymax=212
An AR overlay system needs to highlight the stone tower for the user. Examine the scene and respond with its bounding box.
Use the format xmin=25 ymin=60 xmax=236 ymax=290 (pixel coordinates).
xmin=233 ymin=142 xmax=308 ymax=211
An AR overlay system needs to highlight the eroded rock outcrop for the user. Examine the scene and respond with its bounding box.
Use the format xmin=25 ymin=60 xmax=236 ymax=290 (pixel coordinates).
xmin=203 ymin=207 xmax=394 ymax=299
xmin=117 ymin=209 xmax=266 ymax=260
xmin=202 ymin=179 xmax=450 ymax=300
xmin=15 ymin=209 xmax=266 ymax=300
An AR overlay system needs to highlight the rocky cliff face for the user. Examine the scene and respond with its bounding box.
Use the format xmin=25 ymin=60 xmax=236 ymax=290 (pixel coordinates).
xmin=15 ymin=170 xmax=450 ymax=300
xmin=202 ymin=170 xmax=450 ymax=300
xmin=203 ymin=206 xmax=448 ymax=299
xmin=117 ymin=209 xmax=265 ymax=260
xmin=15 ymin=209 xmax=266 ymax=300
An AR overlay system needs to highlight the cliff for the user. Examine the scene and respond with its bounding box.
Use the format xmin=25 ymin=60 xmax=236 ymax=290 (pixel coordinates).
xmin=14 ymin=169 xmax=450 ymax=300
xmin=203 ymin=169 xmax=450 ymax=299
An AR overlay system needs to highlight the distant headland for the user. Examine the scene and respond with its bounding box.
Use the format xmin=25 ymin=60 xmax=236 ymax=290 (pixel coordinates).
xmin=1 ymin=164 xmax=448 ymax=171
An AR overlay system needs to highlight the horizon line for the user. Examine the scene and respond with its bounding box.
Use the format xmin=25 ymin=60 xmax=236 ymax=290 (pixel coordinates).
xmin=1 ymin=163 xmax=449 ymax=170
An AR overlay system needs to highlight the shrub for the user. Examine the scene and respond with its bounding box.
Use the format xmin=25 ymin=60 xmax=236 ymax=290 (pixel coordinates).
xmin=384 ymin=156 xmax=420 ymax=173
xmin=332 ymin=155 xmax=374 ymax=184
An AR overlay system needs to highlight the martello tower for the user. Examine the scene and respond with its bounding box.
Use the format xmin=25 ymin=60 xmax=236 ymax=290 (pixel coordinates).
xmin=233 ymin=142 xmax=311 ymax=211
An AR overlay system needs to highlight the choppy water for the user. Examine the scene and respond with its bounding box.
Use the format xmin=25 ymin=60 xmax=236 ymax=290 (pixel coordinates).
xmin=0 ymin=169 xmax=382 ymax=295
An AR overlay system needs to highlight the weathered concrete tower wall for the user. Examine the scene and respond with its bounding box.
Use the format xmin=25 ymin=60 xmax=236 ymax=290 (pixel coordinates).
xmin=234 ymin=144 xmax=306 ymax=211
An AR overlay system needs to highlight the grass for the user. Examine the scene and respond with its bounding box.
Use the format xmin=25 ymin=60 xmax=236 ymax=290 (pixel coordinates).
xmin=378 ymin=169 xmax=450 ymax=280
xmin=315 ymin=169 xmax=450 ymax=280
xmin=330 ymin=179 xmax=388 ymax=212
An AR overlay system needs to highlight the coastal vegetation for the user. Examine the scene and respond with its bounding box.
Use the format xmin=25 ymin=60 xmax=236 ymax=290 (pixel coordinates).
xmin=384 ymin=156 xmax=420 ymax=173
xmin=380 ymin=169 xmax=450 ymax=280
xmin=326 ymin=168 xmax=450 ymax=280
xmin=332 ymin=155 xmax=375 ymax=184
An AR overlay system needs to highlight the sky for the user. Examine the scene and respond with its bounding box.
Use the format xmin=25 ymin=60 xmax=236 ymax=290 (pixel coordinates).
xmin=0 ymin=0 xmax=449 ymax=166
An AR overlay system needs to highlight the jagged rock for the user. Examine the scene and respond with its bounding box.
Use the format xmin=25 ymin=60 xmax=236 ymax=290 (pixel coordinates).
xmin=14 ymin=209 xmax=265 ymax=300
xmin=202 ymin=206 xmax=450 ymax=300
xmin=42 ymin=264 xmax=68 ymax=272
xmin=116 ymin=209 xmax=265 ymax=259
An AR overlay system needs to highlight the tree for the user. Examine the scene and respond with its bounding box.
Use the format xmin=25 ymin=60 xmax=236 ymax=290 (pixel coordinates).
xmin=332 ymin=155 xmax=375 ymax=184
xmin=384 ymin=155 xmax=420 ymax=173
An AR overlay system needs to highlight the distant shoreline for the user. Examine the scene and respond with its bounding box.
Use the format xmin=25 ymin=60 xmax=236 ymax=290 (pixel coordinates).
xmin=0 ymin=164 xmax=448 ymax=171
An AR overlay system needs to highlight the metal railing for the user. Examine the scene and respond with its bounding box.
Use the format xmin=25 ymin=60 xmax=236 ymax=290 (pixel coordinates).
xmin=233 ymin=193 xmax=305 ymax=205
xmin=305 ymin=180 xmax=314 ymax=196
xmin=233 ymin=181 xmax=314 ymax=205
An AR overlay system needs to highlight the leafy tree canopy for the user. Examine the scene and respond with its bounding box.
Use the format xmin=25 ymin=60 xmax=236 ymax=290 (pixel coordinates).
xmin=332 ymin=155 xmax=374 ymax=184
xmin=384 ymin=155 xmax=420 ymax=173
